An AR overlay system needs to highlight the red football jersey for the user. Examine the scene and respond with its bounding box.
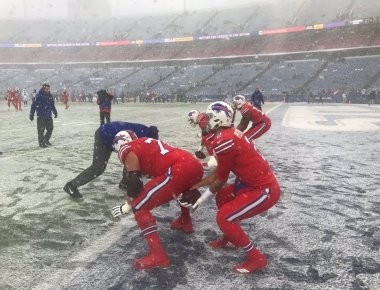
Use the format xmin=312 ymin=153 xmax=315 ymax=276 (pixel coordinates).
xmin=213 ymin=128 xmax=276 ymax=188
xmin=118 ymin=137 xmax=192 ymax=177
xmin=240 ymin=102 xmax=265 ymax=124
xmin=201 ymin=132 xmax=215 ymax=156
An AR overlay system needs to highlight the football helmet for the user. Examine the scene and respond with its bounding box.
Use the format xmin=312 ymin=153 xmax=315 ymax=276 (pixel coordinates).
xmin=206 ymin=101 xmax=234 ymax=131
xmin=232 ymin=95 xmax=246 ymax=109
xmin=187 ymin=110 xmax=200 ymax=127
xmin=112 ymin=130 xmax=138 ymax=152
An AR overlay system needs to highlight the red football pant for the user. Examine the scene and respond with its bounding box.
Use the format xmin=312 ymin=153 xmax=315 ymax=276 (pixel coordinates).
xmin=131 ymin=157 xmax=203 ymax=243
xmin=245 ymin=116 xmax=271 ymax=141
xmin=215 ymin=181 xmax=280 ymax=248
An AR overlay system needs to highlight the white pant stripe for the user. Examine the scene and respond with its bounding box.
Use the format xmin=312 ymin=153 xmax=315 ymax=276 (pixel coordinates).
xmin=227 ymin=193 xmax=268 ymax=222
xmin=134 ymin=168 xmax=171 ymax=210
xmin=247 ymin=123 xmax=266 ymax=140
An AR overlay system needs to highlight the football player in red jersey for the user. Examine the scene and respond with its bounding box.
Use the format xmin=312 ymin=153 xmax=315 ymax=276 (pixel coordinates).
xmin=111 ymin=131 xmax=203 ymax=270
xmin=185 ymin=101 xmax=281 ymax=274
xmin=187 ymin=109 xmax=217 ymax=168
xmin=232 ymin=95 xmax=271 ymax=142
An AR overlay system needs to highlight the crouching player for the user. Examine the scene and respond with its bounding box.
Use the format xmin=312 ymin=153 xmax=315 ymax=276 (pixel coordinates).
xmin=112 ymin=132 xmax=203 ymax=269
xmin=187 ymin=109 xmax=217 ymax=168
xmin=63 ymin=121 xmax=159 ymax=198
xmin=183 ymin=101 xmax=281 ymax=274
xmin=232 ymin=95 xmax=271 ymax=142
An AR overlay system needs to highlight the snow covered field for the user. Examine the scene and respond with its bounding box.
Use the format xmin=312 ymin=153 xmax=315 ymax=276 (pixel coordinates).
xmin=0 ymin=101 xmax=379 ymax=289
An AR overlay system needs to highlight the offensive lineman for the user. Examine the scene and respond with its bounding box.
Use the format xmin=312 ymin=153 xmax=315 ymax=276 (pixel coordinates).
xmin=183 ymin=101 xmax=281 ymax=274
xmin=112 ymin=133 xmax=203 ymax=269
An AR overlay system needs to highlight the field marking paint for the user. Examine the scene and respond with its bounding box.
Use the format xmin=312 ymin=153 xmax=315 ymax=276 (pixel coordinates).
xmin=33 ymin=217 xmax=136 ymax=290
xmin=265 ymin=103 xmax=282 ymax=115
xmin=282 ymin=105 xmax=380 ymax=131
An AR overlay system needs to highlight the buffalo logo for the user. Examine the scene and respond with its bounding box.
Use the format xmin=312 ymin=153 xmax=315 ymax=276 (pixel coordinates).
xmin=211 ymin=103 xmax=233 ymax=118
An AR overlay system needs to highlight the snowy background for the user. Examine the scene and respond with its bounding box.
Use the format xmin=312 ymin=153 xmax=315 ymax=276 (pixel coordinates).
xmin=0 ymin=102 xmax=380 ymax=289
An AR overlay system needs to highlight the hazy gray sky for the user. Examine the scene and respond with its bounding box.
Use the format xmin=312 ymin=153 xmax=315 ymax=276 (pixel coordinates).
xmin=0 ymin=0 xmax=264 ymax=19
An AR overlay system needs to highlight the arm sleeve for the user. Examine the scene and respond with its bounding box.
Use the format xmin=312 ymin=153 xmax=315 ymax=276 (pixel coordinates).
xmin=214 ymin=138 xmax=235 ymax=182
xmin=30 ymin=95 xmax=38 ymax=116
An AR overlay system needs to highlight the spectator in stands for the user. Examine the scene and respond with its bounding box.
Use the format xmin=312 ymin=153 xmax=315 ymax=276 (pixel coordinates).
xmin=251 ymin=88 xmax=265 ymax=111
xmin=29 ymin=84 xmax=58 ymax=148
xmin=97 ymin=89 xmax=113 ymax=125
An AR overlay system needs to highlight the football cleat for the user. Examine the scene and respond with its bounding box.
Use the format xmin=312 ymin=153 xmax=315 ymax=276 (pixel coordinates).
xmin=133 ymin=252 xmax=170 ymax=270
xmin=63 ymin=182 xmax=83 ymax=198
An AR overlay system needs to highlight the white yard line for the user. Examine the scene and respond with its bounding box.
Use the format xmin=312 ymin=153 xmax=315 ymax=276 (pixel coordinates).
xmin=265 ymin=103 xmax=282 ymax=115
xmin=34 ymin=217 xmax=136 ymax=290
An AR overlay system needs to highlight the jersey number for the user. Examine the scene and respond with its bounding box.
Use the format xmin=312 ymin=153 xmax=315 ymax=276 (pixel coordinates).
xmin=144 ymin=138 xmax=169 ymax=155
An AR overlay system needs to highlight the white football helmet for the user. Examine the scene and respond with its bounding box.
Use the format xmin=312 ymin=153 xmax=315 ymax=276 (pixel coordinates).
xmin=187 ymin=110 xmax=200 ymax=127
xmin=206 ymin=101 xmax=234 ymax=131
xmin=232 ymin=95 xmax=246 ymax=109
xmin=112 ymin=130 xmax=138 ymax=152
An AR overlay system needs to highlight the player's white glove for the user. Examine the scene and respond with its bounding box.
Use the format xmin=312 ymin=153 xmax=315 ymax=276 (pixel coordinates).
xmin=202 ymin=156 xmax=217 ymax=168
xmin=191 ymin=189 xmax=213 ymax=212
xmin=112 ymin=202 xmax=132 ymax=218
xmin=176 ymin=193 xmax=192 ymax=208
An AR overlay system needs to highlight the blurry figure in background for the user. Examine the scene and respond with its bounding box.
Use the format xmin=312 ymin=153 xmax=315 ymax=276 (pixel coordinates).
xmin=62 ymin=89 xmax=70 ymax=109
xmin=232 ymin=95 xmax=271 ymax=142
xmin=97 ymin=89 xmax=113 ymax=125
xmin=307 ymin=91 xmax=314 ymax=104
xmin=15 ymin=88 xmax=22 ymax=110
xmin=30 ymin=89 xmax=37 ymax=102
xmin=22 ymin=89 xmax=29 ymax=106
xmin=187 ymin=109 xmax=217 ymax=169
xmin=368 ymin=90 xmax=376 ymax=106
xmin=112 ymin=134 xmax=203 ymax=270
xmin=29 ymin=84 xmax=58 ymax=148
xmin=251 ymin=88 xmax=264 ymax=111
xmin=63 ymin=121 xmax=159 ymax=198
xmin=5 ymin=88 xmax=12 ymax=110
xmin=342 ymin=92 xmax=347 ymax=104
xmin=187 ymin=101 xmax=281 ymax=274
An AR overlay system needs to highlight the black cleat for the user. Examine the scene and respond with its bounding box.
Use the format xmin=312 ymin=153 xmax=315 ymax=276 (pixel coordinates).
xmin=64 ymin=182 xmax=83 ymax=198
xmin=45 ymin=141 xmax=52 ymax=146
xmin=39 ymin=144 xmax=47 ymax=148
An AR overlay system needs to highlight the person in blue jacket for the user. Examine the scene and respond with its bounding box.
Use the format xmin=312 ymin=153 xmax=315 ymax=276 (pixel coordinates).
xmin=97 ymin=89 xmax=113 ymax=125
xmin=251 ymin=88 xmax=265 ymax=111
xmin=63 ymin=121 xmax=159 ymax=198
xmin=29 ymin=84 xmax=58 ymax=147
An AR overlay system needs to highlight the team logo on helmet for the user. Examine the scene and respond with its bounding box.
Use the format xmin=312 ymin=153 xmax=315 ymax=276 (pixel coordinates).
xmin=211 ymin=103 xmax=233 ymax=118
xmin=112 ymin=130 xmax=138 ymax=152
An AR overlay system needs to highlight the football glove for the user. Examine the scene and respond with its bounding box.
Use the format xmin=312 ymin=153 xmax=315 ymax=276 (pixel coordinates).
xmin=176 ymin=189 xmax=201 ymax=208
xmin=191 ymin=189 xmax=213 ymax=212
xmin=112 ymin=202 xmax=132 ymax=218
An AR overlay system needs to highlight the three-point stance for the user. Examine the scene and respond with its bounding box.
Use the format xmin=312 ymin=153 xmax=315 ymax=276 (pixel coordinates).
xmin=112 ymin=134 xmax=203 ymax=270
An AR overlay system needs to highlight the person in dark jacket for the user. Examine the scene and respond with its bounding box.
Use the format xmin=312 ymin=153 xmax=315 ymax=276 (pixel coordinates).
xmin=63 ymin=121 xmax=159 ymax=198
xmin=97 ymin=89 xmax=113 ymax=125
xmin=29 ymin=84 xmax=58 ymax=148
xmin=251 ymin=88 xmax=265 ymax=111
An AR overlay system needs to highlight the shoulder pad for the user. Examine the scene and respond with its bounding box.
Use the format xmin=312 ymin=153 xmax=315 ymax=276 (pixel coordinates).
xmin=118 ymin=143 xmax=132 ymax=163
xmin=213 ymin=130 xmax=235 ymax=155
